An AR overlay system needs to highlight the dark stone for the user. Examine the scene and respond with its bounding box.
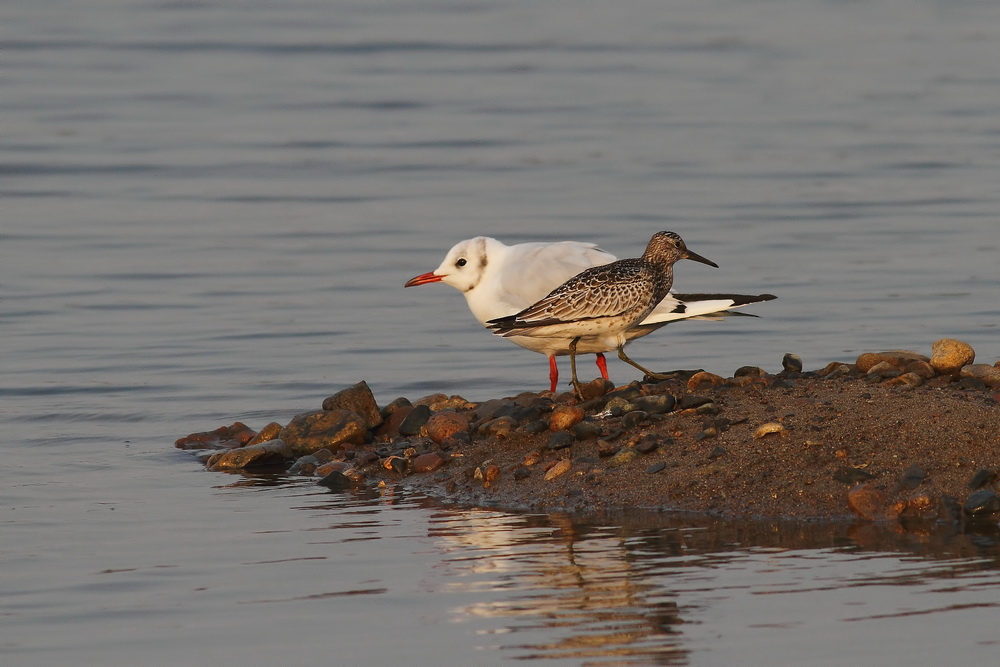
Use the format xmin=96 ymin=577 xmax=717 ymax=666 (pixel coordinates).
xmin=398 ymin=404 xmax=432 ymax=436
xmin=695 ymin=402 xmax=721 ymax=416
xmin=734 ymin=366 xmax=766 ymax=378
xmin=547 ymin=432 xmax=575 ymax=450
xmin=512 ymin=466 xmax=531 ymax=480
xmin=523 ymin=420 xmax=549 ymax=434
xmin=572 ymin=421 xmax=602 ymax=441
xmin=678 ymin=395 xmax=713 ymax=410
xmin=968 ymin=468 xmax=998 ymax=490
xmin=632 ymin=394 xmax=676 ymax=415
xmin=834 ymin=467 xmax=876 ymax=484
xmin=646 ymin=461 xmax=667 ymax=474
xmin=781 ymin=353 xmax=803 ymax=373
xmin=621 ymin=411 xmax=648 ymax=430
xmin=897 ymin=464 xmax=927 ymax=492
xmin=322 ymin=381 xmax=383 ymax=429
xmin=384 ymin=456 xmax=408 ymax=474
xmin=412 ymin=452 xmax=447 ymax=473
xmin=964 ymin=489 xmax=1000 ymax=517
xmin=288 ymin=455 xmax=320 ymax=475
xmin=597 ymin=440 xmax=620 ymax=458
xmin=769 ymin=377 xmax=795 ymax=389
xmin=707 ymin=446 xmax=728 ymax=460
xmin=355 ymin=450 xmax=379 ymax=466
xmin=635 ymin=436 xmax=661 ymax=455
xmin=317 ymin=470 xmax=352 ymax=491
xmin=478 ymin=416 xmax=518 ymax=437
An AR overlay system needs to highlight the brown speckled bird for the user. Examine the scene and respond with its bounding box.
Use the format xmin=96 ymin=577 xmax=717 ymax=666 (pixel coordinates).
xmin=487 ymin=231 xmax=717 ymax=397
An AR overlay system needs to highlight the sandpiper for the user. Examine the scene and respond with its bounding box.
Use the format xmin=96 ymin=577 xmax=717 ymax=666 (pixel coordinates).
xmin=405 ymin=235 xmax=775 ymax=393
xmin=486 ymin=231 xmax=718 ymax=397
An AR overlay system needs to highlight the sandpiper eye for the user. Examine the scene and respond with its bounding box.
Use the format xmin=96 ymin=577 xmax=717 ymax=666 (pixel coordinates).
xmin=456 ymin=258 xmax=467 ymax=267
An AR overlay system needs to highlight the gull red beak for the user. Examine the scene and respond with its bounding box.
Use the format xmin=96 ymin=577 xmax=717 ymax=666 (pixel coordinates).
xmin=404 ymin=271 xmax=443 ymax=287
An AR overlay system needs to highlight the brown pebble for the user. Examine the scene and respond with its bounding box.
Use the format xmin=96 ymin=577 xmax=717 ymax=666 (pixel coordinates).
xmin=424 ymin=410 xmax=469 ymax=444
xmin=687 ymin=371 xmax=726 ymax=390
xmin=523 ymin=450 xmax=543 ymax=466
xmin=544 ymin=459 xmax=572 ymax=481
xmin=847 ymin=482 xmax=887 ymax=520
xmin=412 ymin=452 xmax=447 ymax=473
xmin=855 ymin=350 xmax=928 ymax=373
xmin=754 ymin=422 xmax=785 ymax=438
xmin=550 ymin=405 xmax=585 ymax=431
xmin=960 ymin=364 xmax=1000 ymax=389
xmin=930 ymin=338 xmax=975 ymax=377
xmin=482 ymin=464 xmax=501 ymax=487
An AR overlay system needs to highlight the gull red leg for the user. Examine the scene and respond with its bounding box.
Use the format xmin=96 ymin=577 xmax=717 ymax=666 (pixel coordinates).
xmin=548 ymin=355 xmax=559 ymax=393
xmin=595 ymin=353 xmax=609 ymax=380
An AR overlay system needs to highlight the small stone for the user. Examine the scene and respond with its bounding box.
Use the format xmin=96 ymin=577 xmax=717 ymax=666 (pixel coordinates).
xmin=964 ymin=489 xmax=1000 ymax=517
xmin=631 ymin=394 xmax=676 ymax=415
xmin=523 ymin=450 xmax=543 ymax=466
xmin=694 ymin=427 xmax=718 ymax=441
xmin=314 ymin=460 xmax=349 ymax=477
xmin=734 ymin=366 xmax=766 ymax=378
xmin=478 ymin=416 xmax=518 ymax=437
xmin=695 ymin=402 xmax=721 ymax=416
xmin=317 ymin=470 xmax=352 ymax=491
xmin=834 ymin=467 xmax=876 ymax=485
xmin=280 ymin=410 xmax=369 ymax=456
xmin=635 ymin=436 xmax=660 ymax=454
xmin=687 ymin=371 xmax=726 ymax=390
xmin=287 ymin=455 xmax=320 ymax=475
xmin=769 ymin=377 xmax=795 ymax=389
xmin=905 ymin=360 xmax=937 ymax=380
xmin=847 ymin=482 xmax=887 ymax=520
xmin=968 ymin=468 xmax=998 ymax=490
xmin=206 ymin=438 xmax=293 ymax=471
xmin=176 ymin=421 xmax=257 ymax=450
xmin=754 ymin=422 xmax=785 ymax=439
xmin=678 ymin=395 xmax=713 ymax=410
xmin=901 ymin=492 xmax=936 ymax=518
xmin=621 ymin=410 xmax=648 ymax=430
xmin=930 ymin=338 xmax=975 ymax=377
xmin=603 ymin=397 xmax=636 ymax=416
xmin=414 ymin=394 xmax=475 ymax=412
xmin=855 ymin=350 xmax=929 ymax=373
xmin=321 ymin=381 xmax=383 ymax=429
xmin=782 ymin=353 xmax=803 ymax=373
xmin=550 ymin=405 xmax=585 ymax=431
xmin=646 ymin=461 xmax=666 ymax=474
xmin=578 ymin=378 xmax=615 ymax=400
xmin=897 ymin=464 xmax=926 ymax=492
xmin=373 ymin=405 xmax=412 ymax=439
xmin=547 ymin=432 xmax=575 ymax=450
xmin=818 ymin=362 xmax=852 ymax=377
xmin=707 ymin=446 xmax=728 ymax=460
xmin=383 ymin=455 xmax=408 ymax=474
xmin=424 ymin=410 xmax=469 ymax=444
xmin=398 ymin=404 xmax=432 ymax=436
xmin=513 ymin=466 xmax=531 ymax=480
xmin=544 ymin=459 xmax=572 ymax=481
xmin=597 ymin=440 xmax=620 ymax=458
xmin=412 ymin=452 xmax=447 ymax=473
xmin=523 ymin=420 xmax=549 ymax=434
xmin=885 ymin=372 xmax=924 ymax=388
xmin=245 ymin=422 xmax=283 ymax=447
xmin=959 ymin=364 xmax=1000 ymax=389
xmin=571 ymin=420 xmax=602 ymax=441
xmin=865 ymin=361 xmax=901 ymax=378
xmin=609 ymin=448 xmax=638 ymax=466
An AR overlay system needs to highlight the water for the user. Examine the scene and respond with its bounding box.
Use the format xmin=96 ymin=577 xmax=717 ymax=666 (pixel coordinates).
xmin=4 ymin=0 xmax=1000 ymax=663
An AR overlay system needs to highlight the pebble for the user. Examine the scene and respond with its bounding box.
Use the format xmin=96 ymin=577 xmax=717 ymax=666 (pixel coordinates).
xmin=621 ymin=411 xmax=648 ymax=430
xmin=695 ymin=402 xmax=721 ymax=416
xmin=411 ymin=452 xmax=448 ymax=473
xmin=782 ymin=353 xmax=803 ymax=373
xmin=855 ymin=350 xmax=929 ymax=373
xmin=754 ymin=422 xmax=785 ymax=439
xmin=632 ymin=394 xmax=676 ymax=415
xmin=571 ymin=421 xmax=602 ymax=441
xmin=398 ymin=404 xmax=432 ymax=436
xmin=314 ymin=460 xmax=349 ymax=477
xmin=317 ymin=469 xmax=352 ymax=491
xmin=968 ymin=468 xmax=998 ymax=490
xmin=634 ymin=436 xmax=660 ymax=454
xmin=963 ymin=489 xmax=1000 ymax=517
xmin=287 ymin=455 xmax=320 ymax=475
xmin=321 ymin=381 xmax=383 ymax=429
xmin=603 ymin=397 xmax=636 ymax=416
xmin=884 ymin=372 xmax=924 ymax=388
xmin=550 ymin=405 xmax=585 ymax=431
xmin=734 ymin=366 xmax=767 ymax=378
xmin=424 ymin=410 xmax=469 ymax=444
xmin=847 ymin=482 xmax=886 ymax=520
xmin=687 ymin=371 xmax=726 ymax=390
xmin=707 ymin=446 xmax=728 ymax=460
xmin=245 ymin=422 xmax=283 ymax=447
xmin=513 ymin=466 xmax=531 ymax=480
xmin=930 ymin=338 xmax=975 ymax=377
xmin=678 ymin=395 xmax=713 ymax=410
xmin=896 ymin=464 xmax=926 ymax=491
xmin=547 ymin=432 xmax=575 ymax=450
xmin=279 ymin=410 xmax=368 ymax=456
xmin=382 ymin=455 xmax=408 ymax=474
xmin=646 ymin=461 xmax=666 ymax=474
xmin=523 ymin=420 xmax=549 ymax=434
xmin=523 ymin=450 xmax=543 ymax=466
xmin=175 ymin=421 xmax=258 ymax=450
xmin=608 ymin=448 xmax=638 ymax=466
xmin=478 ymin=416 xmax=518 ymax=437
xmin=597 ymin=440 xmax=620 ymax=458
xmin=694 ymin=427 xmax=718 ymax=441
xmin=206 ymin=438 xmax=293 ymax=471
xmin=544 ymin=459 xmax=572 ymax=481
xmin=959 ymin=364 xmax=1000 ymax=389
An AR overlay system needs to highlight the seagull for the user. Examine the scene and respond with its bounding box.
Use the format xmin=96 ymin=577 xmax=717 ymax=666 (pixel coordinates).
xmin=405 ymin=235 xmax=774 ymax=393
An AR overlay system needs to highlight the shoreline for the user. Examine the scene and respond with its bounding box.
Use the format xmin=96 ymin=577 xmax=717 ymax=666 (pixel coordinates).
xmin=177 ymin=341 xmax=1000 ymax=525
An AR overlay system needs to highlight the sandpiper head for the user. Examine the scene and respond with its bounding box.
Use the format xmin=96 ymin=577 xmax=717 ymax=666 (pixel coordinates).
xmin=643 ymin=231 xmax=718 ymax=268
xmin=404 ymin=236 xmax=490 ymax=292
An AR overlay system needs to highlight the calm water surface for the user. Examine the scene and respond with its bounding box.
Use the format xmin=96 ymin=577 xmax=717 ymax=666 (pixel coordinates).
xmin=4 ymin=0 xmax=1000 ymax=664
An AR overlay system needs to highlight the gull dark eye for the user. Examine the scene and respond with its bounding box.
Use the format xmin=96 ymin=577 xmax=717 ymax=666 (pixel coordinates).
xmin=456 ymin=258 xmax=467 ymax=267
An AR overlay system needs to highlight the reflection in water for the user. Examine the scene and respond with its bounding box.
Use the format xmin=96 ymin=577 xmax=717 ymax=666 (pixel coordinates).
xmin=411 ymin=498 xmax=1000 ymax=665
